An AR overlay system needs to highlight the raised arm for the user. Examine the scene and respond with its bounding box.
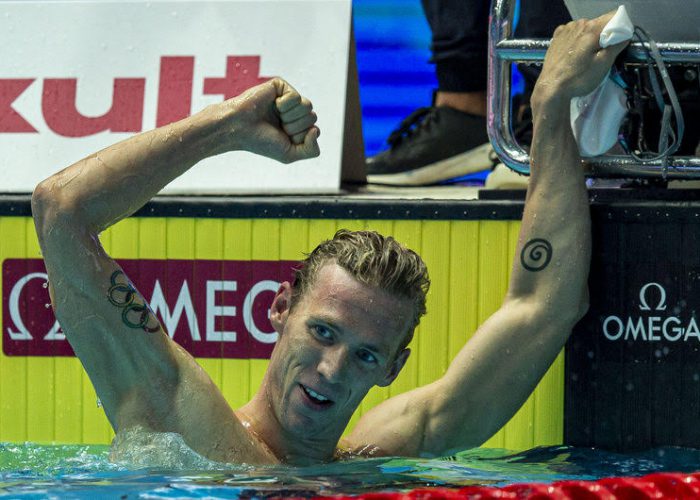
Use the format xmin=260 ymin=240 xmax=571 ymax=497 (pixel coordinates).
xmin=34 ymin=79 xmax=319 ymax=234
xmin=347 ymin=13 xmax=628 ymax=457
xmin=31 ymin=79 xmax=318 ymax=462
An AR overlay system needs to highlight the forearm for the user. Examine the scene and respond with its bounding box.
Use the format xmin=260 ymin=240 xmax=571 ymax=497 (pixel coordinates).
xmin=35 ymin=105 xmax=232 ymax=233
xmin=508 ymin=88 xmax=591 ymax=324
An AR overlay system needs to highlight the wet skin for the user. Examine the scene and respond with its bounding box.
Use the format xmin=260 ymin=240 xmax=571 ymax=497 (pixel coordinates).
xmin=238 ymin=263 xmax=413 ymax=463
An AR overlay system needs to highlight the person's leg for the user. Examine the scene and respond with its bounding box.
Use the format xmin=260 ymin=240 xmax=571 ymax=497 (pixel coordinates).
xmin=366 ymin=0 xmax=493 ymax=186
xmin=423 ymin=0 xmax=489 ymax=116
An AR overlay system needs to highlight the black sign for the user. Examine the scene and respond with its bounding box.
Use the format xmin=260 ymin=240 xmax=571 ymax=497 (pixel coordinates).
xmin=566 ymin=198 xmax=700 ymax=451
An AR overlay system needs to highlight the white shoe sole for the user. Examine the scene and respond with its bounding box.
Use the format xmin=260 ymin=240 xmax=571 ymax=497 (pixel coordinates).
xmin=485 ymin=163 xmax=529 ymax=189
xmin=367 ymin=143 xmax=493 ymax=186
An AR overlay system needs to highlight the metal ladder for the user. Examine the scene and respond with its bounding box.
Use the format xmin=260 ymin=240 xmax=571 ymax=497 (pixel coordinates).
xmin=487 ymin=0 xmax=700 ymax=179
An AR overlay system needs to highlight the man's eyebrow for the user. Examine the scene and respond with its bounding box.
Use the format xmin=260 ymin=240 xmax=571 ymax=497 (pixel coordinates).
xmin=309 ymin=314 xmax=343 ymax=331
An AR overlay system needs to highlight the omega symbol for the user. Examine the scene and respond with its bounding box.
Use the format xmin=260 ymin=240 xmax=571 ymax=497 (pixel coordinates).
xmin=639 ymin=282 xmax=667 ymax=311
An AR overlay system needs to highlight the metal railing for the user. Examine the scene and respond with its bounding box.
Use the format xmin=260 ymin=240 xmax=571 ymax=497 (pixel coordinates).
xmin=487 ymin=0 xmax=700 ymax=178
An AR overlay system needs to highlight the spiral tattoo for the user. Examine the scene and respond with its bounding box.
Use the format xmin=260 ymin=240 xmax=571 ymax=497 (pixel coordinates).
xmin=108 ymin=270 xmax=160 ymax=333
xmin=520 ymin=238 xmax=553 ymax=272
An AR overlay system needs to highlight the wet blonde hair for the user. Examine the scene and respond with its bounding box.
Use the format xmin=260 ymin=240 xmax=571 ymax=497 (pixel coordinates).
xmin=292 ymin=229 xmax=430 ymax=349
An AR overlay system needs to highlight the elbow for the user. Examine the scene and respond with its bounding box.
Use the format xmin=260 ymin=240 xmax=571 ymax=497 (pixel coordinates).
xmin=514 ymin=290 xmax=589 ymax=333
xmin=551 ymin=295 xmax=589 ymax=331
xmin=31 ymin=178 xmax=82 ymax=242
xmin=32 ymin=179 xmax=58 ymax=239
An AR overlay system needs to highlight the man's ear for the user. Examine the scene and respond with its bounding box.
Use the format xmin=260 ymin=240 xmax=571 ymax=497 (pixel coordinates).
xmin=377 ymin=348 xmax=410 ymax=387
xmin=270 ymin=281 xmax=293 ymax=335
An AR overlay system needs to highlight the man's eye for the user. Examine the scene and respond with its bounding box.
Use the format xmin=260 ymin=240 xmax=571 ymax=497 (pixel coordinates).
xmin=357 ymin=349 xmax=377 ymax=364
xmin=313 ymin=325 xmax=332 ymax=339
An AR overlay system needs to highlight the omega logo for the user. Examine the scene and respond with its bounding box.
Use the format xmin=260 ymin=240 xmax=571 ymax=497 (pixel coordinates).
xmin=602 ymin=282 xmax=700 ymax=342
xmin=638 ymin=282 xmax=667 ymax=311
xmin=7 ymin=272 xmax=63 ymax=341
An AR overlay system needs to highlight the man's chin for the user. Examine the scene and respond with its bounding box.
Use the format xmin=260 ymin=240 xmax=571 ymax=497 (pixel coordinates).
xmin=282 ymin=405 xmax=348 ymax=443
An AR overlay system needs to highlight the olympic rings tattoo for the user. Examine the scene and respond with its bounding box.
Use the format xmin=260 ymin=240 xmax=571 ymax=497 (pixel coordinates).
xmin=520 ymin=238 xmax=553 ymax=272
xmin=108 ymin=271 xmax=160 ymax=333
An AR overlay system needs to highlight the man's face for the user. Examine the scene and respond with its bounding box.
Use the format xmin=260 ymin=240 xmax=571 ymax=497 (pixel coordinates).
xmin=267 ymin=263 xmax=413 ymax=444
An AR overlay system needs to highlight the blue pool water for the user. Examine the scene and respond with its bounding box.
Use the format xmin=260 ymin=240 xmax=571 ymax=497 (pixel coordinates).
xmin=3 ymin=440 xmax=700 ymax=499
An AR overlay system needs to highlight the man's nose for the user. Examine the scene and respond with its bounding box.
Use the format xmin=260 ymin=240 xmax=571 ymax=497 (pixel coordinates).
xmin=317 ymin=345 xmax=349 ymax=383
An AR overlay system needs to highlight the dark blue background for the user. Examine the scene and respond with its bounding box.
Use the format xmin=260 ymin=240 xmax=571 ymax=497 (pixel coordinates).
xmin=352 ymin=0 xmax=523 ymax=182
xmin=353 ymin=0 xmax=435 ymax=158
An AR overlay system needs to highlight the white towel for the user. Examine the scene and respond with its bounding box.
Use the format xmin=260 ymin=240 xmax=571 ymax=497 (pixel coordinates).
xmin=570 ymin=5 xmax=634 ymax=157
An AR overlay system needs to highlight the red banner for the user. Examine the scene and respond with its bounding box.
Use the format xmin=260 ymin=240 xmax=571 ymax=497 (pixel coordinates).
xmin=2 ymin=258 xmax=298 ymax=358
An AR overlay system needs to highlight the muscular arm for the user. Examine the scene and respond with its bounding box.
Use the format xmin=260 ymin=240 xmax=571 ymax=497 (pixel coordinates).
xmin=35 ymin=79 xmax=319 ymax=234
xmin=32 ymin=79 xmax=318 ymax=461
xmin=348 ymin=14 xmax=628 ymax=457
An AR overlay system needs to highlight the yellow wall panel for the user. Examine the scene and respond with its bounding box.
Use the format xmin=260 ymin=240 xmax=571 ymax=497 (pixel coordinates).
xmin=448 ymin=221 xmax=480 ymax=360
xmin=280 ymin=219 xmax=310 ymax=260
xmin=0 ymin=215 xmax=563 ymax=452
xmin=308 ymin=219 xmax=337 ymax=251
xmin=339 ymin=219 xmax=366 ymax=233
xmin=0 ymin=217 xmax=27 ymax=442
xmin=418 ymin=221 xmax=450 ymax=386
xmin=535 ymin=352 xmax=565 ymax=445
xmin=54 ymin=357 xmax=83 ymax=443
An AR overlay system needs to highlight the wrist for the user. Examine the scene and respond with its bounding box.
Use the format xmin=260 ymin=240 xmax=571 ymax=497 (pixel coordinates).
xmin=531 ymin=84 xmax=571 ymax=114
xmin=189 ymin=101 xmax=242 ymax=156
xmin=530 ymin=85 xmax=572 ymax=127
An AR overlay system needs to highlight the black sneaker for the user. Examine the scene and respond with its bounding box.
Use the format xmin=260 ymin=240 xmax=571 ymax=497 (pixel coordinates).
xmin=366 ymin=106 xmax=491 ymax=186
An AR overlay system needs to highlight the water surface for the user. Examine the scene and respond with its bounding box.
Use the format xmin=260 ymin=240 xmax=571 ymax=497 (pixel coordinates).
xmin=2 ymin=436 xmax=700 ymax=498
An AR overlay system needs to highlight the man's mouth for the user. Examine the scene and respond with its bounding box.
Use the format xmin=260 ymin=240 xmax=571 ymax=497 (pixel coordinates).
xmin=300 ymin=384 xmax=334 ymax=408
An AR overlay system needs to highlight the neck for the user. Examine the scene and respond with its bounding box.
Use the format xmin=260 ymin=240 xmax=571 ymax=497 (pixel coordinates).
xmin=237 ymin=390 xmax=343 ymax=465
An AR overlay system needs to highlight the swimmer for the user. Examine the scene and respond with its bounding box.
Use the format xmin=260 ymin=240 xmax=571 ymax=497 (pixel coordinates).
xmin=32 ymin=13 xmax=628 ymax=465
